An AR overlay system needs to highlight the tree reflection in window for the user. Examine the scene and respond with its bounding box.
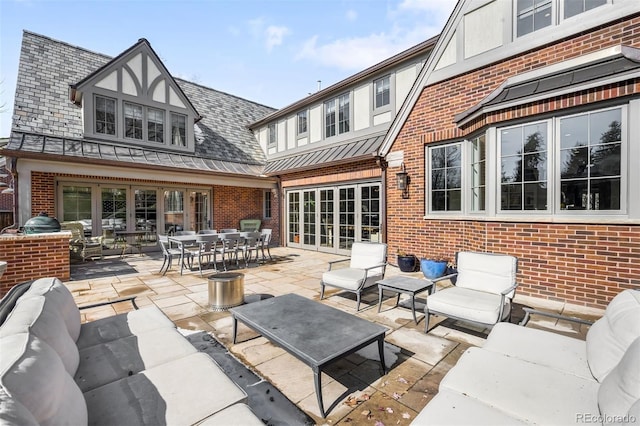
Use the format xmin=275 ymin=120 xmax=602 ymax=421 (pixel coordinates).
xmin=560 ymin=109 xmax=621 ymax=210
xmin=431 ymin=143 xmax=462 ymax=211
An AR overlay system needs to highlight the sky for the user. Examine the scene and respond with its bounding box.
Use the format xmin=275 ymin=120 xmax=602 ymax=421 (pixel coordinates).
xmin=0 ymin=0 xmax=458 ymax=138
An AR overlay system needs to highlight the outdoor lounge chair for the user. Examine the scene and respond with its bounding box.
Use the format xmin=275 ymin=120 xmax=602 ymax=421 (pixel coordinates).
xmin=61 ymin=221 xmax=103 ymax=261
xmin=320 ymin=242 xmax=387 ymax=311
xmin=424 ymin=251 xmax=518 ymax=332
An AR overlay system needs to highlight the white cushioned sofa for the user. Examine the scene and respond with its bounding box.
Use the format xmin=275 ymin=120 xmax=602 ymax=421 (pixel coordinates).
xmin=0 ymin=277 xmax=263 ymax=425
xmin=413 ymin=289 xmax=640 ymax=425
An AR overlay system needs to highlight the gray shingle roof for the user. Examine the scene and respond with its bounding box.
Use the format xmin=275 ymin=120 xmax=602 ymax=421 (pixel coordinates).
xmin=7 ymin=31 xmax=275 ymax=175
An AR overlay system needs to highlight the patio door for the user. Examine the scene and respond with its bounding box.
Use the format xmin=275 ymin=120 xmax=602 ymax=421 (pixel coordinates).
xmin=285 ymin=181 xmax=381 ymax=254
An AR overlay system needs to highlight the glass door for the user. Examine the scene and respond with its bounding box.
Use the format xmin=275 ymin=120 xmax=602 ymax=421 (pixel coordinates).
xmin=360 ymin=185 xmax=380 ymax=242
xmin=302 ymin=190 xmax=316 ymax=248
xmin=319 ymin=188 xmax=335 ymax=252
xmin=338 ymin=187 xmax=356 ymax=251
xmin=101 ymin=187 xmax=127 ymax=247
xmin=163 ymin=190 xmax=184 ymax=234
xmin=288 ymin=192 xmax=300 ymax=245
xmin=61 ymin=185 xmax=93 ymax=236
xmin=135 ymin=188 xmax=157 ymax=245
xmin=189 ymin=190 xmax=211 ymax=232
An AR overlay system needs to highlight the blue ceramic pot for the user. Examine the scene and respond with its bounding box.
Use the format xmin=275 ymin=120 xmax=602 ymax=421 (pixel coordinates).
xmin=420 ymin=258 xmax=447 ymax=279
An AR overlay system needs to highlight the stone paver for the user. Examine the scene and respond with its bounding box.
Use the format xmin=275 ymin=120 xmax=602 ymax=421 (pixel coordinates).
xmin=64 ymin=246 xmax=603 ymax=425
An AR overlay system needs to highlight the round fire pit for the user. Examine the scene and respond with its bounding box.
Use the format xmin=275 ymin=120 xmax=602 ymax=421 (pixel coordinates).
xmin=207 ymin=272 xmax=245 ymax=311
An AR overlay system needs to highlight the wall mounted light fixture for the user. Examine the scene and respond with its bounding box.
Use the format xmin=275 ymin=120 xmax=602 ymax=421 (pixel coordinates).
xmin=396 ymin=163 xmax=409 ymax=199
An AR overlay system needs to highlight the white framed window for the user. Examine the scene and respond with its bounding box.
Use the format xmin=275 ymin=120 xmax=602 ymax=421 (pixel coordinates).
xmin=374 ymin=76 xmax=390 ymax=109
xmin=147 ymin=108 xmax=164 ymax=143
xmin=499 ymin=122 xmax=549 ymax=212
xmin=297 ymin=111 xmax=308 ymax=135
xmin=124 ymin=102 xmax=143 ymax=140
xmin=325 ymin=93 xmax=350 ymax=138
xmin=516 ymin=0 xmax=552 ymax=38
xmin=470 ymin=134 xmax=486 ymax=212
xmin=428 ymin=142 xmax=463 ymax=212
xmin=264 ymin=190 xmax=272 ymax=219
xmin=171 ymin=113 xmax=186 ymax=146
xmin=558 ymin=107 xmax=622 ymax=212
xmin=95 ymin=95 xmax=116 ymax=135
xmin=563 ymin=0 xmax=606 ymax=19
xmin=268 ymin=123 xmax=276 ymax=146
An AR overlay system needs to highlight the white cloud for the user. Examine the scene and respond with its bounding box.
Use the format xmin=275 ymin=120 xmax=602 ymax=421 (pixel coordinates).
xmin=295 ymin=0 xmax=457 ymax=71
xmin=346 ymin=9 xmax=358 ymax=21
xmin=265 ymin=25 xmax=291 ymax=51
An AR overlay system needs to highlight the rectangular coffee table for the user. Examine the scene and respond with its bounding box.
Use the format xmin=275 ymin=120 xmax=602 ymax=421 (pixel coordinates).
xmin=230 ymin=293 xmax=387 ymax=418
xmin=376 ymin=276 xmax=436 ymax=324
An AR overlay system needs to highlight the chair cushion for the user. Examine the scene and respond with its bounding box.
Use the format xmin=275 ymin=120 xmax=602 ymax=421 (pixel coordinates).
xmin=0 ymin=333 xmax=87 ymax=426
xmin=586 ymin=289 xmax=640 ymax=382
xmin=0 ymin=296 xmax=80 ymax=375
xmin=426 ymin=286 xmax=510 ymax=325
xmin=19 ymin=277 xmax=81 ymax=341
xmin=349 ymin=242 xmax=387 ymax=275
xmin=412 ymin=389 xmax=528 ymax=425
xmin=85 ymin=353 xmax=247 ymax=425
xmin=456 ymin=252 xmax=517 ymax=297
xmin=75 ymin=327 xmax=198 ymax=392
xmin=483 ymin=322 xmax=592 ymax=380
xmin=0 ymin=387 xmax=39 ymax=426
xmin=76 ymin=305 xmax=175 ymax=350
xmin=322 ymin=268 xmax=366 ymax=291
xmin=597 ymin=337 xmax=640 ymax=422
xmin=440 ymin=347 xmax=600 ymax=425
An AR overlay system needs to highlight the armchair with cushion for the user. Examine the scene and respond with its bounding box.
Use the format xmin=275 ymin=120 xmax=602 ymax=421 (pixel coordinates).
xmin=320 ymin=242 xmax=387 ymax=311
xmin=60 ymin=222 xmax=103 ymax=261
xmin=424 ymin=251 xmax=517 ymax=332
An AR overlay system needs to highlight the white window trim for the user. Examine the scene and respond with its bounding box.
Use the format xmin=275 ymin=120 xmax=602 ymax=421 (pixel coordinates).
xmin=426 ymin=141 xmax=465 ymax=215
xmin=424 ymin=102 xmax=634 ymax=223
xmin=374 ymin=75 xmax=391 ymax=112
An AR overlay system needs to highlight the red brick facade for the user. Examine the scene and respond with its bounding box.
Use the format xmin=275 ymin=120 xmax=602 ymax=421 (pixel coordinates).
xmin=388 ymin=15 xmax=640 ymax=308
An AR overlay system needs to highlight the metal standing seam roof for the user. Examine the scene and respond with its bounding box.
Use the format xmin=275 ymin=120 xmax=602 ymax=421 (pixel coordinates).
xmin=4 ymin=132 xmax=266 ymax=176
xmin=455 ymin=51 xmax=640 ymax=125
xmin=263 ymin=135 xmax=384 ymax=175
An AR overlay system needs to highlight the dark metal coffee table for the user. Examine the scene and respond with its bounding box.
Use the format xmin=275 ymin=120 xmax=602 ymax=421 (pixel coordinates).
xmin=376 ymin=276 xmax=436 ymax=324
xmin=230 ymin=293 xmax=388 ymax=418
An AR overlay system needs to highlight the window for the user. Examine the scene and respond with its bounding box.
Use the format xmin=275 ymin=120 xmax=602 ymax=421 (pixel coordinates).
xmin=516 ymin=0 xmax=552 ymax=37
xmin=264 ymin=190 xmax=272 ymax=219
xmin=124 ymin=102 xmax=143 ymax=140
xmin=564 ymin=0 xmax=606 ymax=19
xmin=95 ymin=96 xmax=116 ymax=135
xmin=297 ymin=111 xmax=307 ymax=135
xmin=148 ymin=108 xmax=164 ymax=142
xmin=325 ymin=93 xmax=350 ymax=138
xmin=559 ymin=108 xmax=621 ymax=211
xmin=325 ymin=99 xmax=336 ymax=138
xmin=171 ymin=113 xmax=186 ymax=146
xmin=471 ymin=135 xmax=486 ymax=212
xmin=374 ymin=76 xmax=390 ymax=109
xmin=429 ymin=143 xmax=462 ymax=212
xmin=500 ymin=122 xmax=548 ymax=211
xmin=268 ymin=123 xmax=276 ymax=146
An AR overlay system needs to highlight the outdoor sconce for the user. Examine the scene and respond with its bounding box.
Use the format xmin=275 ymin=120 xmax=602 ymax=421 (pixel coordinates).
xmin=396 ymin=163 xmax=409 ymax=199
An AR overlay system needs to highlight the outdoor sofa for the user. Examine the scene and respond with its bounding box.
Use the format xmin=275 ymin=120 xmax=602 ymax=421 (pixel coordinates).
xmin=0 ymin=277 xmax=263 ymax=425
xmin=413 ymin=288 xmax=640 ymax=425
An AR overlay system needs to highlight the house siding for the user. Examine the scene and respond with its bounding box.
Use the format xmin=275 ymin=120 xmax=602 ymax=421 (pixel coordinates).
xmin=388 ymin=15 xmax=640 ymax=308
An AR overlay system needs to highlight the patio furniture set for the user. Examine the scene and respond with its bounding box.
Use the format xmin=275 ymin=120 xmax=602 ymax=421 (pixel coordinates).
xmin=158 ymin=229 xmax=274 ymax=276
xmin=0 ymin=277 xmax=263 ymax=425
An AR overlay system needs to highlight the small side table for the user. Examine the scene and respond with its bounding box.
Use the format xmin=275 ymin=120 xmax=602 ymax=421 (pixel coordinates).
xmin=376 ymin=276 xmax=435 ymax=324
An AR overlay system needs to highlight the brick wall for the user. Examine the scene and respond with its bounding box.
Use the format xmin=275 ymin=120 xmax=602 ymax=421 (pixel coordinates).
xmin=0 ymin=232 xmax=70 ymax=297
xmin=388 ymin=15 xmax=640 ymax=308
xmin=281 ymin=159 xmax=382 ymax=188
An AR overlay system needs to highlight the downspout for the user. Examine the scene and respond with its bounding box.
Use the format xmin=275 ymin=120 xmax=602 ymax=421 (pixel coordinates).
xmin=1 ymin=157 xmax=18 ymax=234
xmin=276 ymin=175 xmax=283 ymax=248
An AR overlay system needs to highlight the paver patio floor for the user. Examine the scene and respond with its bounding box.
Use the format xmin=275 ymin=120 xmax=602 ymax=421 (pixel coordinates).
xmin=67 ymin=247 xmax=603 ymax=425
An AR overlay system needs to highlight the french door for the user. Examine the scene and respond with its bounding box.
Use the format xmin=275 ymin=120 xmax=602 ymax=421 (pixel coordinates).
xmin=287 ymin=182 xmax=381 ymax=254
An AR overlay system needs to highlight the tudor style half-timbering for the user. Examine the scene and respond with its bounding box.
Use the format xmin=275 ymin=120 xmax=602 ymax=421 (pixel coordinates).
xmin=3 ymin=32 xmax=279 ymax=253
xmin=381 ymin=0 xmax=640 ymax=308
xmin=251 ymin=38 xmax=437 ymax=254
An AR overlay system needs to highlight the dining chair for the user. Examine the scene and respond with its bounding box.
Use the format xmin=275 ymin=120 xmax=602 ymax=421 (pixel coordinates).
xmin=216 ymin=233 xmax=243 ymax=271
xmin=240 ymin=232 xmax=263 ymax=267
xmin=260 ymin=228 xmax=273 ymax=261
xmin=157 ymin=235 xmax=182 ymax=275
xmin=195 ymin=234 xmax=219 ymax=276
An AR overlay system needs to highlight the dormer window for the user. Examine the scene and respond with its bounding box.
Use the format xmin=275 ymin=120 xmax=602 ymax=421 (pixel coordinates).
xmin=171 ymin=113 xmax=186 ymax=146
xmin=95 ymin=96 xmax=116 ymax=135
xmin=124 ymin=102 xmax=143 ymax=140
xmin=148 ymin=108 xmax=164 ymax=143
